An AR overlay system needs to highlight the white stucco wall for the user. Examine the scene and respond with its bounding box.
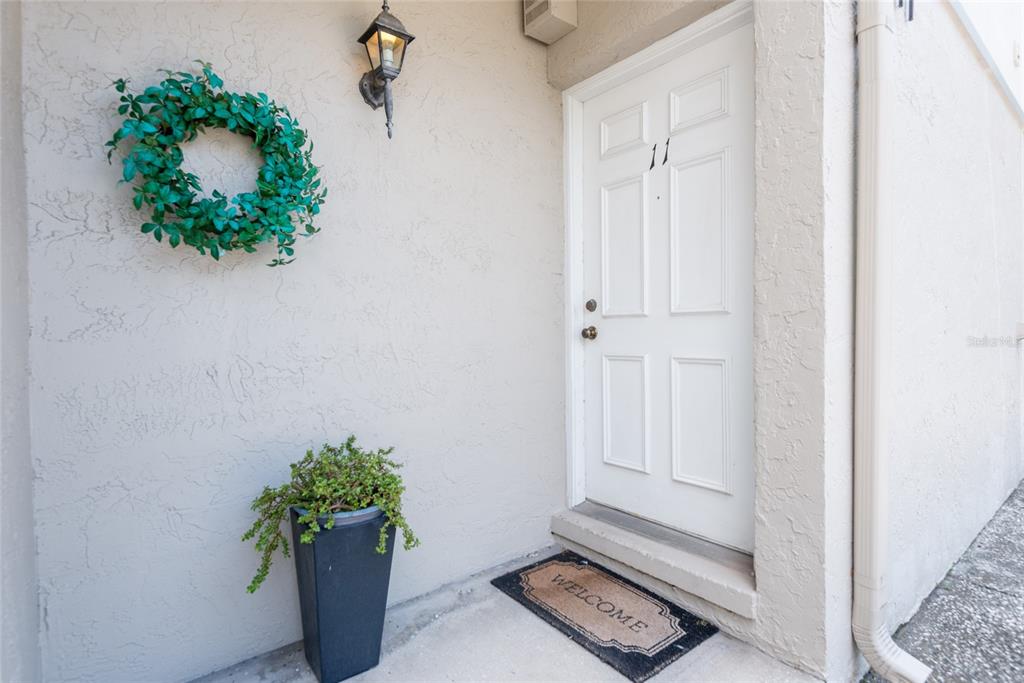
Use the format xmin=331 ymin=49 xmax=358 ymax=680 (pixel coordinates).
xmin=750 ymin=2 xmax=856 ymax=677
xmin=1 ymin=1 xmax=41 ymax=680
xmin=957 ymin=0 xmax=1024 ymax=105
xmin=21 ymin=2 xmax=564 ymax=681
xmin=545 ymin=0 xmax=730 ymax=90
xmin=820 ymin=1 xmax=857 ymax=678
xmin=886 ymin=2 xmax=1024 ymax=626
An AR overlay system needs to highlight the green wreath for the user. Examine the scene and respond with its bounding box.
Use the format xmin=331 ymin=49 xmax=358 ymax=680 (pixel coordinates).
xmin=105 ymin=62 xmax=326 ymax=267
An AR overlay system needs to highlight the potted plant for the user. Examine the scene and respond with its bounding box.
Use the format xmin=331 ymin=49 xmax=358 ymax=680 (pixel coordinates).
xmin=243 ymin=436 xmax=419 ymax=682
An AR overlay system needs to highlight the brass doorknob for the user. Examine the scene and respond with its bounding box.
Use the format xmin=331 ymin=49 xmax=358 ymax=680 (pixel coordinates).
xmin=581 ymin=326 xmax=598 ymax=340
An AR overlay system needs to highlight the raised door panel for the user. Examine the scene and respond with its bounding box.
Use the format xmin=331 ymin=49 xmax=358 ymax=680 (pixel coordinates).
xmin=600 ymin=102 xmax=650 ymax=159
xmin=670 ymin=67 xmax=729 ymax=134
xmin=601 ymin=175 xmax=648 ymax=317
xmin=602 ymin=355 xmax=650 ymax=473
xmin=670 ymin=150 xmax=728 ymax=314
xmin=671 ymin=357 xmax=730 ymax=494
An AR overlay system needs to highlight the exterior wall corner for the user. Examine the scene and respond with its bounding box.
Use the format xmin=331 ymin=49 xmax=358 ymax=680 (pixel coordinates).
xmin=1 ymin=0 xmax=43 ymax=680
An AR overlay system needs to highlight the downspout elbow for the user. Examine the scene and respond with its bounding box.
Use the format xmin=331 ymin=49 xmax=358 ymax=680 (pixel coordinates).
xmin=852 ymin=615 xmax=931 ymax=683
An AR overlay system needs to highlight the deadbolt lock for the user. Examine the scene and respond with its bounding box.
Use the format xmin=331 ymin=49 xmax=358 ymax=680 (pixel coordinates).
xmin=581 ymin=326 xmax=598 ymax=340
xmin=585 ymin=299 xmax=597 ymax=312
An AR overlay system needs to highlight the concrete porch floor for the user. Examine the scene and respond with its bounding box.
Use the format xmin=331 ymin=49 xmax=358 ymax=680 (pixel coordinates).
xmin=195 ymin=549 xmax=815 ymax=683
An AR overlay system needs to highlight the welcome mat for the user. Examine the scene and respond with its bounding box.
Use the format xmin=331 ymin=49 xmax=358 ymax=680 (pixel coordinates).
xmin=491 ymin=551 xmax=717 ymax=682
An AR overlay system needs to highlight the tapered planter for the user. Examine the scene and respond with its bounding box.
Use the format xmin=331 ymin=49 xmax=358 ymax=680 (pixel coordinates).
xmin=290 ymin=505 xmax=396 ymax=683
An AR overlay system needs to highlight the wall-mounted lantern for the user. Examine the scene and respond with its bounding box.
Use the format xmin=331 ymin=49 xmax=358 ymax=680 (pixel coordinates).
xmin=357 ymin=0 xmax=415 ymax=139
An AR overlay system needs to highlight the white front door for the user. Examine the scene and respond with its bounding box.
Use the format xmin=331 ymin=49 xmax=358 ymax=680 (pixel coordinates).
xmin=579 ymin=22 xmax=754 ymax=552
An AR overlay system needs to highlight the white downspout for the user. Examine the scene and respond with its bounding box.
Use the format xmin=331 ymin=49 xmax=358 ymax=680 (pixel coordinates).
xmin=852 ymin=2 xmax=931 ymax=682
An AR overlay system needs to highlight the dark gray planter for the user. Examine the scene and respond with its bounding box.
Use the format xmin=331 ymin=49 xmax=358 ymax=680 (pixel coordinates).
xmin=290 ymin=505 xmax=396 ymax=683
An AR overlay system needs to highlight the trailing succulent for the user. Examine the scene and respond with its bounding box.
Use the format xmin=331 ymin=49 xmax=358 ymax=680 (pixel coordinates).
xmin=243 ymin=437 xmax=419 ymax=593
xmin=105 ymin=62 xmax=326 ymax=266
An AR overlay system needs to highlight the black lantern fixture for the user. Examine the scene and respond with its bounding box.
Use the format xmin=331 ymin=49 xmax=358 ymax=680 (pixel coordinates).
xmin=357 ymin=0 xmax=415 ymax=139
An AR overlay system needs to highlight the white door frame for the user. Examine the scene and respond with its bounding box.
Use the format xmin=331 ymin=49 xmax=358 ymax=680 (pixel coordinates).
xmin=562 ymin=0 xmax=754 ymax=509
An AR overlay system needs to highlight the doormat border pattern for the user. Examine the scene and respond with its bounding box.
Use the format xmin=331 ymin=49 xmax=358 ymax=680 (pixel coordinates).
xmin=491 ymin=550 xmax=718 ymax=682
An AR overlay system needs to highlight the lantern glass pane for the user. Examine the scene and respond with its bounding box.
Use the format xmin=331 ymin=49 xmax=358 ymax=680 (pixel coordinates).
xmin=366 ymin=31 xmax=382 ymax=70
xmin=379 ymin=31 xmax=406 ymax=71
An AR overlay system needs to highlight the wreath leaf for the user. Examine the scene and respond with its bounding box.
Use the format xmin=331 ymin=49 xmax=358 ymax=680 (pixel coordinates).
xmin=106 ymin=64 xmax=326 ymax=265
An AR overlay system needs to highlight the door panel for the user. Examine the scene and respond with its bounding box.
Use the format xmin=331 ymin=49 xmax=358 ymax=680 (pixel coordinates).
xmin=670 ymin=150 xmax=728 ymax=314
xmin=602 ymin=354 xmax=650 ymax=473
xmin=580 ymin=22 xmax=754 ymax=552
xmin=600 ymin=102 xmax=650 ymax=159
xmin=671 ymin=356 xmax=730 ymax=494
xmin=670 ymin=67 xmax=730 ymax=133
xmin=601 ymin=175 xmax=648 ymax=316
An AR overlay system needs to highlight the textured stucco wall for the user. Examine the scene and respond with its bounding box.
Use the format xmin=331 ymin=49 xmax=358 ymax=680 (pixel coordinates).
xmin=820 ymin=1 xmax=857 ymax=678
xmin=886 ymin=2 xmax=1024 ymax=627
xmin=546 ymin=0 xmax=730 ymax=90
xmin=547 ymin=2 xmax=859 ymax=678
xmin=745 ymin=2 xmax=847 ymax=675
xmin=21 ymin=2 xmax=563 ymax=681
xmin=1 ymin=1 xmax=41 ymax=681
xmin=958 ymin=0 xmax=1024 ymax=104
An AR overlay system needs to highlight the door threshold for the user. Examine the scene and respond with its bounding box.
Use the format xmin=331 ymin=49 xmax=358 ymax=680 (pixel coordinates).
xmin=575 ymin=501 xmax=753 ymax=571
xmin=551 ymin=503 xmax=757 ymax=619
